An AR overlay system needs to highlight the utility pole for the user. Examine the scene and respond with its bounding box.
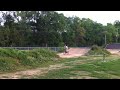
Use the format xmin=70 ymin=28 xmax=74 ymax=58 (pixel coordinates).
xmin=105 ymin=34 xmax=106 ymax=45
xmin=116 ymin=28 xmax=119 ymax=43
xmin=103 ymin=31 xmax=107 ymax=45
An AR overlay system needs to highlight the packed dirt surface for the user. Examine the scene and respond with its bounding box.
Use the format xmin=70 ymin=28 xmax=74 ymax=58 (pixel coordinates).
xmin=58 ymin=48 xmax=120 ymax=58
xmin=0 ymin=64 xmax=67 ymax=79
xmin=107 ymin=49 xmax=120 ymax=55
xmin=57 ymin=47 xmax=90 ymax=58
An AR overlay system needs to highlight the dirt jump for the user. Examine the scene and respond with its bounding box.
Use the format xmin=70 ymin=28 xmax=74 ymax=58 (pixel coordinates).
xmin=107 ymin=49 xmax=120 ymax=55
xmin=58 ymin=47 xmax=90 ymax=58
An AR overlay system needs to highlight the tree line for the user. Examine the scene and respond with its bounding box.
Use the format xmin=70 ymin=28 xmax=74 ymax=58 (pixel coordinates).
xmin=0 ymin=11 xmax=120 ymax=47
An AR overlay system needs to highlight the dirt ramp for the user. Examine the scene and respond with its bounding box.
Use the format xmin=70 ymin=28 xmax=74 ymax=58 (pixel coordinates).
xmin=107 ymin=49 xmax=120 ymax=55
xmin=58 ymin=47 xmax=90 ymax=58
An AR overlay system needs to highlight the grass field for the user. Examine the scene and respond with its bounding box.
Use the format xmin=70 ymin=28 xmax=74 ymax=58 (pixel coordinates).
xmin=29 ymin=55 xmax=120 ymax=79
xmin=1 ymin=48 xmax=120 ymax=79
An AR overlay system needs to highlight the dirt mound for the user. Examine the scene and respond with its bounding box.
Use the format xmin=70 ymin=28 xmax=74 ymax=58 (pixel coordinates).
xmin=107 ymin=49 xmax=120 ymax=55
xmin=58 ymin=47 xmax=90 ymax=58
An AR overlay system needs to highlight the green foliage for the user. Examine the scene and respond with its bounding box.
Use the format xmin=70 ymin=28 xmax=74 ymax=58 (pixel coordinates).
xmin=33 ymin=56 xmax=120 ymax=79
xmin=0 ymin=48 xmax=28 ymax=60
xmin=0 ymin=48 xmax=59 ymax=72
xmin=0 ymin=57 xmax=21 ymax=72
xmin=28 ymin=49 xmax=58 ymax=61
xmin=57 ymin=47 xmax=64 ymax=53
xmin=87 ymin=45 xmax=111 ymax=56
xmin=0 ymin=11 xmax=120 ymax=47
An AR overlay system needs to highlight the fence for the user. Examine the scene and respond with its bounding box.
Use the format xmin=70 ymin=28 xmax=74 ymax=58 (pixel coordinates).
xmin=0 ymin=47 xmax=63 ymax=52
xmin=0 ymin=47 xmax=90 ymax=52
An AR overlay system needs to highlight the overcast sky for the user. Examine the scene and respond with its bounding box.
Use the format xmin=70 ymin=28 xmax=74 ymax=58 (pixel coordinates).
xmin=57 ymin=11 xmax=120 ymax=25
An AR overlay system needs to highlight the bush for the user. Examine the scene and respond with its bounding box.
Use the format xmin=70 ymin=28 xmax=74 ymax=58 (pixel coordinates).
xmin=0 ymin=48 xmax=17 ymax=57
xmin=57 ymin=47 xmax=64 ymax=53
xmin=28 ymin=48 xmax=59 ymax=60
xmin=0 ymin=57 xmax=20 ymax=72
xmin=87 ymin=45 xmax=111 ymax=56
xmin=91 ymin=45 xmax=100 ymax=50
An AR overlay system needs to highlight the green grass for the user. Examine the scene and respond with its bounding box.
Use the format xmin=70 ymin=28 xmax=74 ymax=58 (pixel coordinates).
xmin=0 ymin=48 xmax=59 ymax=73
xmin=0 ymin=57 xmax=20 ymax=72
xmin=57 ymin=47 xmax=64 ymax=53
xmin=1 ymin=47 xmax=120 ymax=79
xmin=32 ymin=55 xmax=120 ymax=79
xmin=86 ymin=45 xmax=111 ymax=56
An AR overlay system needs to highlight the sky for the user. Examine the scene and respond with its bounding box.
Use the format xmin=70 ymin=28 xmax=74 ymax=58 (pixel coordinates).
xmin=57 ymin=11 xmax=120 ymax=25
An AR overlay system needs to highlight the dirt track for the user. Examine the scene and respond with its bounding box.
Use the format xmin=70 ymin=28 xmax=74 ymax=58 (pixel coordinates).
xmin=1 ymin=48 xmax=120 ymax=79
xmin=0 ymin=64 xmax=67 ymax=79
xmin=107 ymin=49 xmax=120 ymax=55
xmin=0 ymin=47 xmax=91 ymax=79
xmin=57 ymin=47 xmax=90 ymax=58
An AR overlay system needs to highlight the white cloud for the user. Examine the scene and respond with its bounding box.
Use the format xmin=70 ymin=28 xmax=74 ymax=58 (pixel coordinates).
xmin=57 ymin=11 xmax=120 ymax=25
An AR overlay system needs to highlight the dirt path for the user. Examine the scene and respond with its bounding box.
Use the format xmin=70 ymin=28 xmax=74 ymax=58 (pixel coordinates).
xmin=57 ymin=47 xmax=90 ymax=58
xmin=0 ymin=58 xmax=91 ymax=79
xmin=0 ymin=63 xmax=67 ymax=79
xmin=107 ymin=49 xmax=120 ymax=55
xmin=0 ymin=48 xmax=91 ymax=79
xmin=0 ymin=60 xmax=88 ymax=79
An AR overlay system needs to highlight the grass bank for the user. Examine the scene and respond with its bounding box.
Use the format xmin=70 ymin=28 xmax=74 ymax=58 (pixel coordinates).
xmin=0 ymin=48 xmax=59 ymax=73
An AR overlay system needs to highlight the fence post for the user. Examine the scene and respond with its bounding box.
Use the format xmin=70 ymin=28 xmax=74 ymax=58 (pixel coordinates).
xmin=55 ymin=47 xmax=56 ymax=52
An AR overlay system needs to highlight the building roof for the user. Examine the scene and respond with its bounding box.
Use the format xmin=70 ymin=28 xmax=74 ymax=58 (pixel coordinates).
xmin=106 ymin=43 xmax=120 ymax=49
